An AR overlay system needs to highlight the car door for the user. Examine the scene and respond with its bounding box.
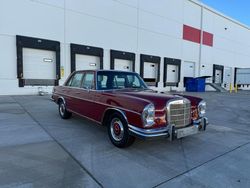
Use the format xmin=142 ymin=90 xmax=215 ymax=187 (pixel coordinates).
xmin=65 ymin=72 xmax=84 ymax=112
xmin=77 ymin=71 xmax=97 ymax=119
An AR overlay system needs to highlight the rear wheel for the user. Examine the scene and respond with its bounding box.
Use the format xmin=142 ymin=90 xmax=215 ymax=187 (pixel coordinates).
xmin=107 ymin=112 xmax=135 ymax=148
xmin=58 ymin=101 xmax=72 ymax=119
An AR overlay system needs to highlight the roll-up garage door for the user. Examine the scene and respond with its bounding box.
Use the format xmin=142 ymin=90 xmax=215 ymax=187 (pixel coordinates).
xmin=75 ymin=54 xmax=100 ymax=70
xmin=143 ymin=62 xmax=159 ymax=82
xmin=110 ymin=50 xmax=135 ymax=72
xmin=213 ymin=64 xmax=224 ymax=85
xmin=223 ymin=66 xmax=232 ymax=89
xmin=140 ymin=54 xmax=160 ymax=87
xmin=166 ymin=64 xmax=179 ymax=83
xmin=235 ymin=68 xmax=250 ymax=85
xmin=70 ymin=44 xmax=104 ymax=73
xmin=16 ymin=35 xmax=60 ymax=87
xmin=183 ymin=61 xmax=195 ymax=78
xmin=23 ymin=48 xmax=56 ymax=79
xmin=164 ymin=58 xmax=181 ymax=87
xmin=215 ymin=70 xmax=223 ymax=84
xmin=114 ymin=59 xmax=133 ymax=71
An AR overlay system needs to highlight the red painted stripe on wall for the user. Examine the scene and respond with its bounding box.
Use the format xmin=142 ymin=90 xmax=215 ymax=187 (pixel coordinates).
xmin=203 ymin=31 xmax=213 ymax=47
xmin=183 ymin=25 xmax=201 ymax=44
xmin=183 ymin=24 xmax=214 ymax=47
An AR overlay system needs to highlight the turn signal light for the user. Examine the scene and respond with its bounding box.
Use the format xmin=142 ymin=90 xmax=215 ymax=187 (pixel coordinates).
xmin=191 ymin=106 xmax=199 ymax=120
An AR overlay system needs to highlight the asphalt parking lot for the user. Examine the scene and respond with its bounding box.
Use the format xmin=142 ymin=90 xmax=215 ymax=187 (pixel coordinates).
xmin=0 ymin=91 xmax=250 ymax=188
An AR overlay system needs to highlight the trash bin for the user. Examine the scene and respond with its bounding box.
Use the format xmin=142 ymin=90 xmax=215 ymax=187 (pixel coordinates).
xmin=185 ymin=77 xmax=206 ymax=92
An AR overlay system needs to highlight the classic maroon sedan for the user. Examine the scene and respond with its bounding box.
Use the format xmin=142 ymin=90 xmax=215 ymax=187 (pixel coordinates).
xmin=52 ymin=70 xmax=208 ymax=147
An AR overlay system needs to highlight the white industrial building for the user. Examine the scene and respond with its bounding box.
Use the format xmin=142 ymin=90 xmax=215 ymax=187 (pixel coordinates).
xmin=0 ymin=0 xmax=250 ymax=95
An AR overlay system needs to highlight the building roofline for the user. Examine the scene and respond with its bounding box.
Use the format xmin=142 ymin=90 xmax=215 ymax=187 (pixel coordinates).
xmin=189 ymin=0 xmax=250 ymax=30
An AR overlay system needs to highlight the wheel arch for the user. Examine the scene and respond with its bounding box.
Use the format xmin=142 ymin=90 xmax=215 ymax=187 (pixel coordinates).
xmin=57 ymin=96 xmax=66 ymax=104
xmin=102 ymin=108 xmax=128 ymax=126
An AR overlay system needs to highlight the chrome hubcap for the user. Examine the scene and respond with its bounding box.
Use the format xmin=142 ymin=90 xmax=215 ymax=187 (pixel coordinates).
xmin=110 ymin=118 xmax=124 ymax=141
xmin=59 ymin=103 xmax=65 ymax=115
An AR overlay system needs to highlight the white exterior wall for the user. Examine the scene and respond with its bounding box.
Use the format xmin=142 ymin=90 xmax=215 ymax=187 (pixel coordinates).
xmin=0 ymin=0 xmax=250 ymax=95
xmin=201 ymin=7 xmax=250 ymax=85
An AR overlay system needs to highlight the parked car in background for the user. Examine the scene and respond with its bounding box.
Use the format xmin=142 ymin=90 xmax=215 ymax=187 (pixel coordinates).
xmin=52 ymin=70 xmax=208 ymax=147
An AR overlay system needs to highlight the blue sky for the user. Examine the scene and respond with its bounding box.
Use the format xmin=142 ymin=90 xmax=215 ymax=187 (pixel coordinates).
xmin=201 ymin=0 xmax=250 ymax=27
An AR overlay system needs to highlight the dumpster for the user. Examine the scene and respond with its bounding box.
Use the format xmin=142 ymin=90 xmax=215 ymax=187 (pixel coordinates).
xmin=185 ymin=77 xmax=206 ymax=92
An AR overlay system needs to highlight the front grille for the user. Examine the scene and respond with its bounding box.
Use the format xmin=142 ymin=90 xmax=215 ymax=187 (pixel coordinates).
xmin=167 ymin=99 xmax=191 ymax=128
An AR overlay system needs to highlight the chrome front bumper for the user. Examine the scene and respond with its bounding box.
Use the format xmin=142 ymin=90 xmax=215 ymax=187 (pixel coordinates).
xmin=128 ymin=117 xmax=208 ymax=141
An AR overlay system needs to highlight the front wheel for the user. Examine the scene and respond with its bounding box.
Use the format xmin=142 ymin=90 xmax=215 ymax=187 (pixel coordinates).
xmin=107 ymin=112 xmax=135 ymax=148
xmin=58 ymin=101 xmax=72 ymax=119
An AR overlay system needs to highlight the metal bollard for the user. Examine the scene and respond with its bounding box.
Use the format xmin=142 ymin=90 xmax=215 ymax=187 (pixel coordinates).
xmin=235 ymin=84 xmax=238 ymax=93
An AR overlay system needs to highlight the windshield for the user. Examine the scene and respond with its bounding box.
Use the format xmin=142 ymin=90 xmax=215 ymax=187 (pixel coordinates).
xmin=97 ymin=71 xmax=148 ymax=90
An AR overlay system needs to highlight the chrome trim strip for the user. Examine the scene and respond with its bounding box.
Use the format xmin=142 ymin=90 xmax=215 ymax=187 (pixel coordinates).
xmin=128 ymin=124 xmax=169 ymax=134
xmin=54 ymin=92 xmax=142 ymax=116
xmin=128 ymin=124 xmax=169 ymax=139
xmin=62 ymin=85 xmax=96 ymax=92
xmin=128 ymin=117 xmax=208 ymax=140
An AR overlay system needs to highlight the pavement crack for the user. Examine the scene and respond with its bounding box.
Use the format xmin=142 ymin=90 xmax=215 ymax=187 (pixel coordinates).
xmin=179 ymin=138 xmax=195 ymax=187
xmin=152 ymin=141 xmax=250 ymax=188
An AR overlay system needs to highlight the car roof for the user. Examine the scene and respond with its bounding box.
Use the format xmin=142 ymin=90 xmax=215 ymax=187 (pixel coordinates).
xmin=74 ymin=69 xmax=137 ymax=74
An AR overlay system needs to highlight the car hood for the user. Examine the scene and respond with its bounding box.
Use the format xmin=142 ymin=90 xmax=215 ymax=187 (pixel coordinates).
xmin=104 ymin=89 xmax=203 ymax=111
xmin=112 ymin=89 xmax=184 ymax=110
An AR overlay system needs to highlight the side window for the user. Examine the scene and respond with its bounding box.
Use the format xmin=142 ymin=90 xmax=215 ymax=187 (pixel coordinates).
xmin=97 ymin=75 xmax=108 ymax=89
xmin=66 ymin=73 xmax=83 ymax=87
xmin=113 ymin=75 xmax=126 ymax=88
xmin=82 ymin=73 xmax=95 ymax=89
xmin=127 ymin=75 xmax=141 ymax=88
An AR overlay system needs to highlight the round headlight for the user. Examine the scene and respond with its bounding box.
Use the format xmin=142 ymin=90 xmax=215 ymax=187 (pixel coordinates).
xmin=142 ymin=103 xmax=155 ymax=127
xmin=198 ymin=100 xmax=206 ymax=117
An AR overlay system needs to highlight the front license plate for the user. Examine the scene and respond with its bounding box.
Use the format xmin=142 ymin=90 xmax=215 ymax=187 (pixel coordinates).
xmin=177 ymin=126 xmax=198 ymax=139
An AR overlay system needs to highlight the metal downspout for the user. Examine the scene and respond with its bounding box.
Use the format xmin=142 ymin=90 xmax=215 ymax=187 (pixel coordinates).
xmin=198 ymin=6 xmax=204 ymax=77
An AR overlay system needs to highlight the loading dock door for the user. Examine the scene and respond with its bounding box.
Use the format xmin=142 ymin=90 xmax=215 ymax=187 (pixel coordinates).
xmin=114 ymin=59 xmax=133 ymax=71
xmin=183 ymin=61 xmax=195 ymax=78
xmin=143 ymin=62 xmax=158 ymax=83
xmin=75 ymin=54 xmax=100 ymax=70
xmin=163 ymin=58 xmax=181 ymax=87
xmin=215 ymin=69 xmax=222 ymax=84
xmin=166 ymin=64 xmax=179 ymax=83
xmin=23 ymin=48 xmax=56 ymax=79
xmin=223 ymin=67 xmax=232 ymax=89
xmin=213 ymin=65 xmax=224 ymax=85
xmin=235 ymin=68 xmax=250 ymax=85
xmin=183 ymin=61 xmax=195 ymax=87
